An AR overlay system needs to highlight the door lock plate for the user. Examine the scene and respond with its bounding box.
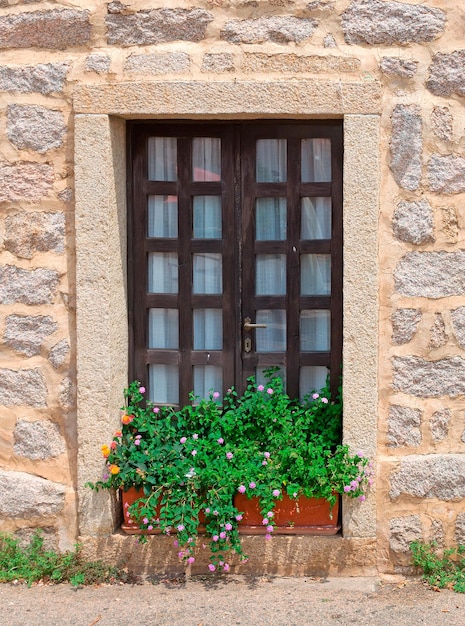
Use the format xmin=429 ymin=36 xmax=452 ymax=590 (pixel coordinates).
xmin=244 ymin=337 xmax=252 ymax=353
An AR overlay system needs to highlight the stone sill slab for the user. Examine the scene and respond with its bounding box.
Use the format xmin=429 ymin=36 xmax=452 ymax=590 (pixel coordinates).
xmin=79 ymin=532 xmax=378 ymax=577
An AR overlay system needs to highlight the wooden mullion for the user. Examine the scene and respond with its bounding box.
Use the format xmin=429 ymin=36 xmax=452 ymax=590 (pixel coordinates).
xmin=177 ymin=137 xmax=193 ymax=404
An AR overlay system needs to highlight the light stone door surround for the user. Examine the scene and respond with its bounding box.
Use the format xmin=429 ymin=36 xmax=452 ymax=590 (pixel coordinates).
xmin=74 ymin=80 xmax=381 ymax=539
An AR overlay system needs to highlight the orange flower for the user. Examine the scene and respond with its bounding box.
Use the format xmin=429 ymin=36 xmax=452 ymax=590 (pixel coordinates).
xmin=121 ymin=414 xmax=134 ymax=425
xmin=110 ymin=441 xmax=117 ymax=450
xmin=114 ymin=430 xmax=122 ymax=438
xmin=101 ymin=444 xmax=110 ymax=458
xmin=109 ymin=464 xmax=120 ymax=475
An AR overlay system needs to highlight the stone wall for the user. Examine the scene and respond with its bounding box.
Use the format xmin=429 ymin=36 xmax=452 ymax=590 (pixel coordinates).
xmin=0 ymin=0 xmax=464 ymax=571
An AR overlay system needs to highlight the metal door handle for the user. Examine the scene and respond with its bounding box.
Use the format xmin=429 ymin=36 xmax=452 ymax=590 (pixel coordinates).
xmin=243 ymin=317 xmax=268 ymax=332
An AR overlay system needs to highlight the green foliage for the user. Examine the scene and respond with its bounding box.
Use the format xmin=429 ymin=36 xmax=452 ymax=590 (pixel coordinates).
xmin=0 ymin=530 xmax=128 ymax=586
xmin=87 ymin=372 xmax=372 ymax=572
xmin=410 ymin=541 xmax=465 ymax=593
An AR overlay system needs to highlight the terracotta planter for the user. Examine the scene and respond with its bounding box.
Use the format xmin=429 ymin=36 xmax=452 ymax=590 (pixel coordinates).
xmin=121 ymin=487 xmax=206 ymax=535
xmin=234 ymin=493 xmax=340 ymax=536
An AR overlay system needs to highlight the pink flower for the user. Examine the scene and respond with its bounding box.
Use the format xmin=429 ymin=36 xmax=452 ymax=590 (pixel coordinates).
xmin=153 ymin=407 xmax=160 ymax=413
xmin=266 ymin=388 xmax=273 ymax=395
xmin=225 ymin=523 xmax=232 ymax=531
xmin=173 ymin=540 xmax=179 ymax=547
xmin=212 ymin=535 xmax=219 ymax=542
xmin=213 ymin=391 xmax=220 ymax=399
xmin=213 ymin=510 xmax=219 ymax=516
xmin=177 ymin=524 xmax=185 ymax=532
xmin=262 ymin=518 xmax=269 ymax=525
xmin=223 ymin=563 xmax=230 ymax=572
xmin=178 ymin=551 xmax=184 ymax=559
xmin=102 ymin=473 xmax=109 ymax=481
xmin=262 ymin=461 xmax=267 ymax=466
xmin=266 ymin=525 xmax=274 ymax=533
xmin=249 ymin=482 xmax=256 ymax=489
xmin=187 ymin=556 xmax=195 ymax=564
xmin=193 ymin=433 xmax=199 ymax=440
xmin=357 ymin=451 xmax=365 ymax=458
xmin=217 ymin=438 xmax=224 ymax=444
xmin=180 ymin=437 xmax=187 ymax=444
xmin=265 ymin=534 xmax=272 ymax=541
xmin=267 ymin=512 xmax=273 ymax=518
xmin=312 ymin=393 xmax=319 ymax=399
xmin=272 ymin=489 xmax=280 ymax=497
xmin=135 ymin=439 xmax=141 ymax=445
xmin=238 ymin=485 xmax=246 ymax=494
xmin=220 ymin=531 xmax=227 ymax=539
xmin=321 ymin=397 xmax=328 ymax=404
xmin=205 ymin=507 xmax=211 ymax=514
xmin=226 ymin=452 xmax=233 ymax=459
xmin=359 ymin=495 xmax=366 ymax=502
xmin=191 ymin=450 xmax=197 ymax=456
xmin=264 ymin=452 xmax=270 ymax=458
xmin=343 ymin=485 xmax=351 ymax=493
xmin=147 ymin=525 xmax=153 ymax=531
xmin=257 ymin=384 xmax=264 ymax=392
xmin=110 ymin=441 xmax=117 ymax=450
xmin=143 ymin=517 xmax=149 ymax=524
xmin=235 ymin=514 xmax=243 ymax=521
xmin=139 ymin=386 xmax=146 ymax=393
xmin=208 ymin=564 xmax=216 ymax=572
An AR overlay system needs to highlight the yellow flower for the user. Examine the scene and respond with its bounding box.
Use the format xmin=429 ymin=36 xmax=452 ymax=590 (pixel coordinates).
xmin=109 ymin=464 xmax=120 ymax=475
xmin=101 ymin=444 xmax=110 ymax=458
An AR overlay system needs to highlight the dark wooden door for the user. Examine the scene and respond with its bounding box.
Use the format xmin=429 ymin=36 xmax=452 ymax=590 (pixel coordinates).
xmin=129 ymin=121 xmax=342 ymax=405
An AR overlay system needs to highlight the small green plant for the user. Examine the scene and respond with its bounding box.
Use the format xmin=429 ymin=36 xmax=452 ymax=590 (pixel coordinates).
xmin=87 ymin=371 xmax=373 ymax=572
xmin=410 ymin=540 xmax=465 ymax=593
xmin=0 ymin=530 xmax=129 ymax=586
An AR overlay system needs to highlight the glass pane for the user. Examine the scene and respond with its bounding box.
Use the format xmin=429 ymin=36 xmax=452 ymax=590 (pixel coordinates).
xmin=256 ymin=310 xmax=286 ymax=352
xmin=301 ymin=138 xmax=331 ymax=182
xmin=148 ymin=253 xmax=178 ymax=293
xmin=193 ymin=253 xmax=222 ymax=294
xmin=148 ymin=137 xmax=177 ymax=181
xmin=193 ymin=196 xmax=222 ymax=239
xmin=193 ymin=309 xmax=222 ymax=350
xmin=193 ymin=366 xmax=222 ymax=401
xmin=192 ymin=138 xmax=221 ymax=181
xmin=148 ymin=309 xmax=179 ymax=349
xmin=256 ymin=198 xmax=286 ymax=241
xmin=256 ymin=139 xmax=287 ymax=182
xmin=149 ymin=364 xmax=179 ymax=404
xmin=148 ymin=195 xmax=178 ymax=238
xmin=256 ymin=367 xmax=286 ymax=389
xmin=301 ymin=254 xmax=331 ymax=295
xmin=300 ymin=366 xmax=329 ymax=399
xmin=301 ymin=197 xmax=331 ymax=240
xmin=256 ymin=255 xmax=286 ymax=295
xmin=300 ymin=310 xmax=330 ymax=352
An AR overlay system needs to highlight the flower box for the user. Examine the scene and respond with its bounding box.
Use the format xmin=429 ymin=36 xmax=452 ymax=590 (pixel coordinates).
xmin=234 ymin=493 xmax=340 ymax=536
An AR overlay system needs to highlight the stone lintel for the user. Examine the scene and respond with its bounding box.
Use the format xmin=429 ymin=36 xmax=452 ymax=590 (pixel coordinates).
xmin=73 ymin=80 xmax=381 ymax=116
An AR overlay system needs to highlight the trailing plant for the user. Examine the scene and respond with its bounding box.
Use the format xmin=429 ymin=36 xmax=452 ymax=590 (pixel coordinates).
xmin=0 ymin=530 xmax=129 ymax=586
xmin=87 ymin=372 xmax=373 ymax=572
xmin=410 ymin=540 xmax=465 ymax=593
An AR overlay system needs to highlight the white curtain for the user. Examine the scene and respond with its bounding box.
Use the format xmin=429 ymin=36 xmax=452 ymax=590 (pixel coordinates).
xmin=193 ymin=253 xmax=222 ymax=294
xmin=193 ymin=309 xmax=222 ymax=350
xmin=193 ymin=196 xmax=222 ymax=239
xmin=301 ymin=139 xmax=331 ymax=182
xmin=256 ymin=254 xmax=286 ymax=295
xmin=148 ymin=252 xmax=178 ymax=293
xmin=301 ymin=197 xmax=331 ymax=240
xmin=148 ymin=137 xmax=177 ymax=181
xmin=256 ymin=139 xmax=287 ymax=182
xmin=256 ymin=197 xmax=286 ymax=240
xmin=301 ymin=254 xmax=331 ymax=296
xmin=149 ymin=364 xmax=179 ymax=404
xmin=148 ymin=195 xmax=178 ymax=238
xmin=300 ymin=366 xmax=329 ymax=399
xmin=193 ymin=138 xmax=221 ymax=181
xmin=300 ymin=310 xmax=330 ymax=352
xmin=148 ymin=309 xmax=179 ymax=349
xmin=256 ymin=309 xmax=286 ymax=352
xmin=193 ymin=366 xmax=222 ymax=400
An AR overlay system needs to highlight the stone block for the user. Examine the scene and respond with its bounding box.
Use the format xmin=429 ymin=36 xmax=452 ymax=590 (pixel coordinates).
xmin=392 ymin=356 xmax=465 ymax=398
xmin=392 ymin=199 xmax=434 ymax=245
xmin=221 ymin=16 xmax=317 ymax=44
xmin=342 ymin=0 xmax=445 ymax=45
xmin=427 ymin=51 xmax=465 ymax=98
xmin=389 ymin=515 xmax=422 ymax=552
xmin=429 ymin=313 xmax=447 ymax=350
xmin=0 ymin=9 xmax=91 ymax=50
xmin=323 ymin=34 xmax=336 ymax=48
xmin=14 ymin=527 xmax=58 ymax=552
xmin=431 ymin=107 xmax=453 ymax=142
xmin=14 ymin=419 xmax=65 ymax=460
xmin=430 ymin=520 xmax=445 ymax=547
xmin=391 ymin=308 xmax=422 ymax=345
xmin=0 ymin=162 xmax=53 ymax=202
xmin=7 ymin=104 xmax=66 ymax=153
xmin=451 ymin=307 xmax=465 ymax=350
xmin=85 ymin=54 xmax=111 ymax=74
xmin=4 ymin=314 xmax=58 ymax=357
xmin=387 ymin=405 xmax=421 ymax=448
xmin=0 ymin=63 xmax=68 ymax=94
xmin=430 ymin=408 xmax=451 ymax=443
xmin=125 ymin=52 xmax=190 ymax=75
xmin=0 ymin=368 xmax=47 ymax=407
xmin=0 ymin=469 xmax=64 ymax=517
xmin=241 ymin=53 xmax=360 ymax=73
xmin=456 ymin=514 xmax=465 ymax=545
xmin=440 ymin=207 xmax=458 ymax=243
xmin=0 ymin=266 xmax=60 ymax=305
xmin=4 ymin=211 xmax=65 ymax=258
xmin=390 ymin=105 xmax=422 ymax=191
xmin=48 ymin=339 xmax=70 ymax=369
xmin=201 ymin=53 xmax=235 ymax=73
xmin=390 ymin=455 xmax=465 ymax=501
xmin=380 ymin=57 xmax=418 ymax=78
xmin=394 ymin=251 xmax=465 ymax=298
xmin=106 ymin=9 xmax=213 ymax=45
xmin=428 ymin=154 xmax=465 ymax=194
